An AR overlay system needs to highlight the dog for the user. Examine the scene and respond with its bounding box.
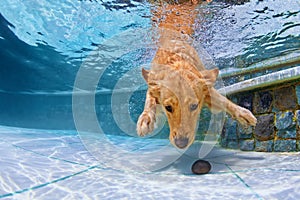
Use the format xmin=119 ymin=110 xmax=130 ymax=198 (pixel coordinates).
xmin=136 ymin=0 xmax=257 ymax=149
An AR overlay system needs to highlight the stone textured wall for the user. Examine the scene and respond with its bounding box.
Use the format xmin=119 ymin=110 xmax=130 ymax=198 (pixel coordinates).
xmin=220 ymin=81 xmax=300 ymax=152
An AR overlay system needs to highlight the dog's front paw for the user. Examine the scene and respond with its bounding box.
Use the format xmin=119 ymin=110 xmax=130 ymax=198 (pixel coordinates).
xmin=234 ymin=107 xmax=257 ymax=127
xmin=136 ymin=111 xmax=156 ymax=136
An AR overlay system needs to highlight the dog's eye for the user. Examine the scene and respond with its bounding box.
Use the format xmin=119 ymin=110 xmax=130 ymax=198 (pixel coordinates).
xmin=165 ymin=105 xmax=173 ymax=113
xmin=190 ymin=103 xmax=198 ymax=111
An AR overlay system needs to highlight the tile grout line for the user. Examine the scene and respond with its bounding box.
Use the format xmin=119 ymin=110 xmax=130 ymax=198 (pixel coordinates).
xmin=2 ymin=136 xmax=299 ymax=199
xmin=0 ymin=140 xmax=103 ymax=198
xmin=11 ymin=143 xmax=162 ymax=176
xmin=0 ymin=137 xmax=90 ymax=167
xmin=225 ymin=164 xmax=264 ymax=200
xmin=11 ymin=143 xmax=91 ymax=167
xmin=0 ymin=165 xmax=99 ymax=199
xmin=8 ymin=140 xmax=300 ymax=176
xmin=2 ymin=138 xmax=112 ymax=171
xmin=212 ymin=160 xmax=300 ymax=173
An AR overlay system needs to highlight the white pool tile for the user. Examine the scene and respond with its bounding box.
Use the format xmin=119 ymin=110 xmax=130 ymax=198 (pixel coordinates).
xmin=0 ymin=126 xmax=299 ymax=199
xmin=0 ymin=142 xmax=87 ymax=198
xmin=9 ymin=167 xmax=260 ymax=200
xmin=236 ymin=170 xmax=300 ymax=200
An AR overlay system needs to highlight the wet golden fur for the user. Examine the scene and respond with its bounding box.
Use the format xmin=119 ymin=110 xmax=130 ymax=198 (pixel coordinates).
xmin=136 ymin=0 xmax=256 ymax=149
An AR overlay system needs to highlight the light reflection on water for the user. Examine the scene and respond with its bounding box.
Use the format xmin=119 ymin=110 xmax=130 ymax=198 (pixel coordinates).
xmin=0 ymin=0 xmax=299 ymax=93
xmin=0 ymin=0 xmax=299 ymax=130
xmin=194 ymin=0 xmax=300 ymax=69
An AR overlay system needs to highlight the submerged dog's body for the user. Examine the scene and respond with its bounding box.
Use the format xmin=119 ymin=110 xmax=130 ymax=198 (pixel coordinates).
xmin=137 ymin=0 xmax=256 ymax=149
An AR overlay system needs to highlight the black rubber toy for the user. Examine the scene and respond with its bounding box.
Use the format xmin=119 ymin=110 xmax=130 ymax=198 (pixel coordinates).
xmin=191 ymin=159 xmax=211 ymax=175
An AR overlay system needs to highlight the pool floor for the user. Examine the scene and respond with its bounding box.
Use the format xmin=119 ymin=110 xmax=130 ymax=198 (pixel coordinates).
xmin=0 ymin=125 xmax=299 ymax=200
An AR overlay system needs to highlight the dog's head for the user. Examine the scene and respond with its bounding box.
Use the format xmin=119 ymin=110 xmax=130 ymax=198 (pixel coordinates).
xmin=142 ymin=65 xmax=219 ymax=149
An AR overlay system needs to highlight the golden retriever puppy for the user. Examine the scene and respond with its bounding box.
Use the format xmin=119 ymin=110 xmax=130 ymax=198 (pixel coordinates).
xmin=137 ymin=0 xmax=256 ymax=149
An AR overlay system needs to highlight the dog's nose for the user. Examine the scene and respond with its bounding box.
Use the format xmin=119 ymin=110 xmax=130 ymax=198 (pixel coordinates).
xmin=174 ymin=137 xmax=189 ymax=149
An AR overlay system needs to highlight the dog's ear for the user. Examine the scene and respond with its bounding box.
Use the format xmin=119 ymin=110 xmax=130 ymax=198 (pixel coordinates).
xmin=142 ymin=68 xmax=150 ymax=83
xmin=201 ymin=68 xmax=219 ymax=88
xmin=142 ymin=68 xmax=161 ymax=101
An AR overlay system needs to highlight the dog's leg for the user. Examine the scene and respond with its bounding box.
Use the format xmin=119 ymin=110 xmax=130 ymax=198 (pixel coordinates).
xmin=136 ymin=91 xmax=157 ymax=136
xmin=205 ymin=88 xmax=257 ymax=126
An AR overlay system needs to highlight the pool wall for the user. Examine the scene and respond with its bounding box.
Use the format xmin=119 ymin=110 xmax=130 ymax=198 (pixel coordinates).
xmin=221 ymin=81 xmax=300 ymax=152
xmin=219 ymin=65 xmax=300 ymax=152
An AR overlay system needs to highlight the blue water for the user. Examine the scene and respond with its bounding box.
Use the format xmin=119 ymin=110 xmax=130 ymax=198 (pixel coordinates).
xmin=1 ymin=0 xmax=299 ymax=91
xmin=0 ymin=1 xmax=300 ymax=199
xmin=0 ymin=0 xmax=299 ymax=130
xmin=0 ymin=0 xmax=300 ymax=132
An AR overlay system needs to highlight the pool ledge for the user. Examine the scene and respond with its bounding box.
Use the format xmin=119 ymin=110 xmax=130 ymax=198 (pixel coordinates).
xmin=218 ymin=65 xmax=300 ymax=95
